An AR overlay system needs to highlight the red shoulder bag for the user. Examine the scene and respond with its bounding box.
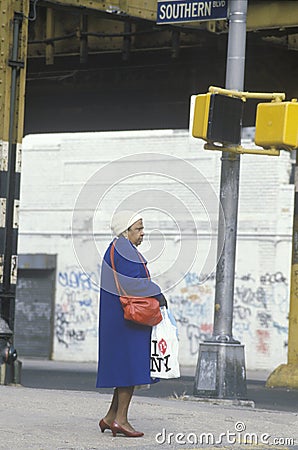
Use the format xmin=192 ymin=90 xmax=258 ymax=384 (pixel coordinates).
xmin=110 ymin=241 xmax=162 ymax=327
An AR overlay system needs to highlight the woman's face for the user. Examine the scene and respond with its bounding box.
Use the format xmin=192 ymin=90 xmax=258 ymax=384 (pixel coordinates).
xmin=127 ymin=219 xmax=144 ymax=246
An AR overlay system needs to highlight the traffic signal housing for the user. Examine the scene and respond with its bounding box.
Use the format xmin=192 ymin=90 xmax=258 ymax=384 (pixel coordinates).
xmin=192 ymin=93 xmax=244 ymax=146
xmin=255 ymin=100 xmax=298 ymax=150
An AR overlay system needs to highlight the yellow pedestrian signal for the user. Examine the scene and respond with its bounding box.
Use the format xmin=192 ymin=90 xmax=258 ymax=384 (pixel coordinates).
xmin=255 ymin=100 xmax=298 ymax=150
xmin=192 ymin=93 xmax=211 ymax=140
xmin=192 ymin=93 xmax=244 ymax=145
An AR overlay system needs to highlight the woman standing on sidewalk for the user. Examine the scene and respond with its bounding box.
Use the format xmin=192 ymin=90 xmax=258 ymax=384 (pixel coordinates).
xmin=96 ymin=210 xmax=167 ymax=438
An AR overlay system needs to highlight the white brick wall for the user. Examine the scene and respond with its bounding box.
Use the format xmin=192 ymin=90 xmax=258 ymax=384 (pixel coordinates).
xmin=18 ymin=130 xmax=294 ymax=370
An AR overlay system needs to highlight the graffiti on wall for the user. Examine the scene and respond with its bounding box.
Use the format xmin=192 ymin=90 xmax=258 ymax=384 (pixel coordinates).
xmin=55 ymin=265 xmax=100 ymax=348
xmin=54 ymin=261 xmax=289 ymax=369
xmin=168 ymin=270 xmax=289 ymax=360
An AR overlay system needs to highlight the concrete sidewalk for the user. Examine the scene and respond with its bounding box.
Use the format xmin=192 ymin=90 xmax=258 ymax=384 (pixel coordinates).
xmin=0 ymin=384 xmax=297 ymax=450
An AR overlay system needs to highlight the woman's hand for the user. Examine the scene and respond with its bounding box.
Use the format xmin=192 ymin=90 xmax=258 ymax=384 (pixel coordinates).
xmin=156 ymin=293 xmax=168 ymax=309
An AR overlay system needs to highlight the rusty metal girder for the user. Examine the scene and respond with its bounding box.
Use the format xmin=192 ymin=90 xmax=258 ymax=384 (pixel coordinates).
xmin=42 ymin=0 xmax=298 ymax=32
xmin=29 ymin=0 xmax=298 ymax=62
xmin=247 ymin=1 xmax=298 ymax=32
xmin=0 ymin=0 xmax=29 ymax=144
xmin=28 ymin=2 xmax=200 ymax=62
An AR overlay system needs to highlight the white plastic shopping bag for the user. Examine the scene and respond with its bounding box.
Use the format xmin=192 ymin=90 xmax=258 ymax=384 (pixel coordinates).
xmin=150 ymin=307 xmax=180 ymax=379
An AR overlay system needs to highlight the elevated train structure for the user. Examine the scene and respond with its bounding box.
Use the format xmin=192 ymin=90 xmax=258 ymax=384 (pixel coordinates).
xmin=12 ymin=0 xmax=298 ymax=133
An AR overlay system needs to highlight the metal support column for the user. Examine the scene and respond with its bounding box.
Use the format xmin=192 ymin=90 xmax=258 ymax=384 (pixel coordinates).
xmin=194 ymin=0 xmax=248 ymax=399
xmin=266 ymin=150 xmax=298 ymax=388
xmin=0 ymin=0 xmax=29 ymax=384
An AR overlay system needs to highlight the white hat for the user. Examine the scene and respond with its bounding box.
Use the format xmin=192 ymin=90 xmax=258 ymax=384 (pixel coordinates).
xmin=111 ymin=210 xmax=142 ymax=236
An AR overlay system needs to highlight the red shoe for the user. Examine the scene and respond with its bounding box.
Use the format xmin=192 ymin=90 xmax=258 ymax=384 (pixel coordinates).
xmin=99 ymin=418 xmax=110 ymax=433
xmin=110 ymin=420 xmax=144 ymax=438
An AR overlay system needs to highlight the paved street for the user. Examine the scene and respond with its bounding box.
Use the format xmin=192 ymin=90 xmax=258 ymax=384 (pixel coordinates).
xmin=0 ymin=359 xmax=297 ymax=450
xmin=1 ymin=382 xmax=298 ymax=450
xmin=21 ymin=359 xmax=298 ymax=413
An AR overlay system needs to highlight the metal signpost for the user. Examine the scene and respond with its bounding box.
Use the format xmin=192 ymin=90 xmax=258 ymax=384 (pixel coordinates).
xmin=156 ymin=0 xmax=248 ymax=398
xmin=193 ymin=0 xmax=248 ymax=398
xmin=157 ymin=0 xmax=228 ymax=24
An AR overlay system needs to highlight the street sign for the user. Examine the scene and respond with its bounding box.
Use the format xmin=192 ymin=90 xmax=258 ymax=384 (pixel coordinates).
xmin=157 ymin=0 xmax=228 ymax=25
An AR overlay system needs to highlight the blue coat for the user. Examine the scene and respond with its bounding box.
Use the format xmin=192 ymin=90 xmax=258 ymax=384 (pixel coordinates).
xmin=96 ymin=236 xmax=162 ymax=388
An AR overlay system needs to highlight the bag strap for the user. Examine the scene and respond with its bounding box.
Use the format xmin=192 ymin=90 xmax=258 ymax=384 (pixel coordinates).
xmin=135 ymin=250 xmax=151 ymax=280
xmin=110 ymin=240 xmax=127 ymax=296
xmin=110 ymin=239 xmax=150 ymax=297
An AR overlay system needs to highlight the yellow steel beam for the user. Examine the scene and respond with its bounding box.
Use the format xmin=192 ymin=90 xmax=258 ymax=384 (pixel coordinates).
xmin=42 ymin=0 xmax=298 ymax=32
xmin=120 ymin=0 xmax=159 ymax=21
xmin=266 ymin=128 xmax=298 ymax=389
xmin=41 ymin=0 xmax=160 ymax=23
xmin=0 ymin=2 xmax=13 ymax=146
xmin=25 ymin=1 xmax=298 ymax=62
xmin=42 ymin=0 xmax=119 ymax=15
xmin=247 ymin=0 xmax=298 ymax=31
xmin=0 ymin=0 xmax=29 ymax=144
